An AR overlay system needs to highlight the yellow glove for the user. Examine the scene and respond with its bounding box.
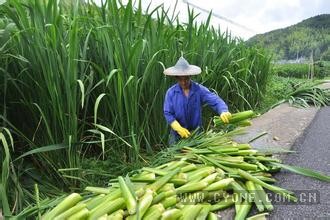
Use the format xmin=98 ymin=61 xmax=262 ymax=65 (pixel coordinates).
xmin=220 ymin=112 xmax=232 ymax=124
xmin=170 ymin=120 xmax=191 ymax=138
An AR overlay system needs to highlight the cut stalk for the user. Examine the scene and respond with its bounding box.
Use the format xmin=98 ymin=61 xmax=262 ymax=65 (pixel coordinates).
xmin=211 ymin=195 xmax=235 ymax=211
xmin=142 ymin=167 xmax=167 ymax=176
xmin=245 ymin=181 xmax=264 ymax=212
xmin=127 ymin=189 xmax=154 ymax=220
xmin=131 ymin=173 xmax=156 ymax=182
xmin=254 ymin=184 xmax=274 ymax=211
xmin=118 ymin=176 xmax=137 ymax=215
xmin=84 ymin=186 xmax=111 ymax=194
xmin=204 ymin=178 xmax=234 ymax=191
xmin=246 ymin=212 xmax=269 ymax=220
xmin=230 ymin=181 xmax=251 ymax=201
xmin=148 ymin=168 xmax=180 ymax=192
xmin=206 ymin=190 xmax=227 ymax=203
xmin=237 ymin=169 xmax=297 ymax=202
xmin=199 ymin=155 xmax=236 ymax=173
xmin=234 ymin=200 xmax=252 ymax=220
xmin=233 ymin=192 xmax=241 ymax=213
xmin=163 ymin=160 xmax=186 ymax=171
xmin=176 ymin=181 xmax=208 ymax=194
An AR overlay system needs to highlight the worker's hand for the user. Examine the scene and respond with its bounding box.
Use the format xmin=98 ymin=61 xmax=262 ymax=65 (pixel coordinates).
xmin=170 ymin=120 xmax=191 ymax=138
xmin=220 ymin=112 xmax=232 ymax=124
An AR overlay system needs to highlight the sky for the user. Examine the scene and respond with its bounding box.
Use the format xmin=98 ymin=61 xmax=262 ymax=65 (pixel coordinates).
xmin=94 ymin=0 xmax=330 ymax=40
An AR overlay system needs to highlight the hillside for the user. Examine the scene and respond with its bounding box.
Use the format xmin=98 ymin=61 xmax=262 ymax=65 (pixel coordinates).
xmin=247 ymin=14 xmax=330 ymax=61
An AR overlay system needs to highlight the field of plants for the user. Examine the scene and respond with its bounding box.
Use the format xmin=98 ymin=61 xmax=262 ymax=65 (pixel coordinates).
xmin=273 ymin=61 xmax=330 ymax=79
xmin=2 ymin=0 xmax=328 ymax=219
xmin=0 ymin=0 xmax=273 ymax=217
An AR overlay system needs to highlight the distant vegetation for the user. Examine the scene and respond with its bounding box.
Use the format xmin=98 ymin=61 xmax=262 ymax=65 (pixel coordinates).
xmin=273 ymin=61 xmax=330 ymax=79
xmin=247 ymin=14 xmax=330 ymax=61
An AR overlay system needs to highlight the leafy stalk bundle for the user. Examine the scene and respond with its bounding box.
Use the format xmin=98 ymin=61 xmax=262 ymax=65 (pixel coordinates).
xmin=31 ymin=110 xmax=330 ymax=219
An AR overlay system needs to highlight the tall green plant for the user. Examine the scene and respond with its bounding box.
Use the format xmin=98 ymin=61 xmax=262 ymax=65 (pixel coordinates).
xmin=0 ymin=0 xmax=272 ymax=215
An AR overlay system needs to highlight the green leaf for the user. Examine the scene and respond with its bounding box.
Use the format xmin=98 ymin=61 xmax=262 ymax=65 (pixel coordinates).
xmin=94 ymin=93 xmax=106 ymax=124
xmin=0 ymin=132 xmax=11 ymax=216
xmin=14 ymin=144 xmax=67 ymax=161
xmin=271 ymin=162 xmax=330 ymax=182
xmin=77 ymin=79 xmax=85 ymax=109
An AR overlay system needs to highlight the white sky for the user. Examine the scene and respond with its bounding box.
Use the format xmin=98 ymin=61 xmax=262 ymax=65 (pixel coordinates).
xmin=93 ymin=0 xmax=330 ymax=40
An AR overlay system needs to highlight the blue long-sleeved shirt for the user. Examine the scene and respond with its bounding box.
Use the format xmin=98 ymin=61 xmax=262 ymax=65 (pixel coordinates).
xmin=163 ymin=81 xmax=228 ymax=133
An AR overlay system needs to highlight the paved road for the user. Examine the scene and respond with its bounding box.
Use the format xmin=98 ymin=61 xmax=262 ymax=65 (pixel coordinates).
xmin=270 ymin=106 xmax=330 ymax=219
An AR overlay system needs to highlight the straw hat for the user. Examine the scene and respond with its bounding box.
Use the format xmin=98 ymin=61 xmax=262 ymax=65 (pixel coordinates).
xmin=163 ymin=56 xmax=201 ymax=76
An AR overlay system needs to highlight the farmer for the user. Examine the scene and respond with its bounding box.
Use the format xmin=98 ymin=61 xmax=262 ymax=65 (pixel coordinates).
xmin=163 ymin=56 xmax=231 ymax=144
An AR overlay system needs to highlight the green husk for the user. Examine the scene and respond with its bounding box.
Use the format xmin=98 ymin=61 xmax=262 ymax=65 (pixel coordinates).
xmin=161 ymin=196 xmax=177 ymax=209
xmin=207 ymin=212 xmax=218 ymax=220
xmin=176 ymin=181 xmax=208 ymax=194
xmin=210 ymin=195 xmax=235 ymax=211
xmin=143 ymin=204 xmax=165 ymax=220
xmin=181 ymin=163 xmax=197 ymax=172
xmin=158 ymin=183 xmax=175 ymax=193
xmin=107 ymin=210 xmax=124 ymax=220
xmin=43 ymin=193 xmax=82 ymax=220
xmin=181 ymin=205 xmax=203 ymax=220
xmin=161 ymin=208 xmax=182 ymax=220
xmin=187 ymin=166 xmax=216 ymax=182
xmin=67 ymin=208 xmax=89 ymax=220
xmin=148 ymin=168 xmax=181 ymax=192
xmin=196 ymin=204 xmax=212 ymax=220
xmin=54 ymin=203 xmax=86 ymax=220
xmin=200 ymin=173 xmax=218 ymax=184
xmin=152 ymin=190 xmax=176 ymax=204
xmin=85 ymin=194 xmax=106 ymax=210
xmin=214 ymin=110 xmax=255 ymax=126
xmin=127 ymin=189 xmax=153 ymax=220
xmin=88 ymin=198 xmax=125 ymax=220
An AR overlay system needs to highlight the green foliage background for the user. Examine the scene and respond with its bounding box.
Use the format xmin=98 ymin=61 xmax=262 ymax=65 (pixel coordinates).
xmin=247 ymin=14 xmax=330 ymax=61
xmin=0 ymin=0 xmax=272 ymax=216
